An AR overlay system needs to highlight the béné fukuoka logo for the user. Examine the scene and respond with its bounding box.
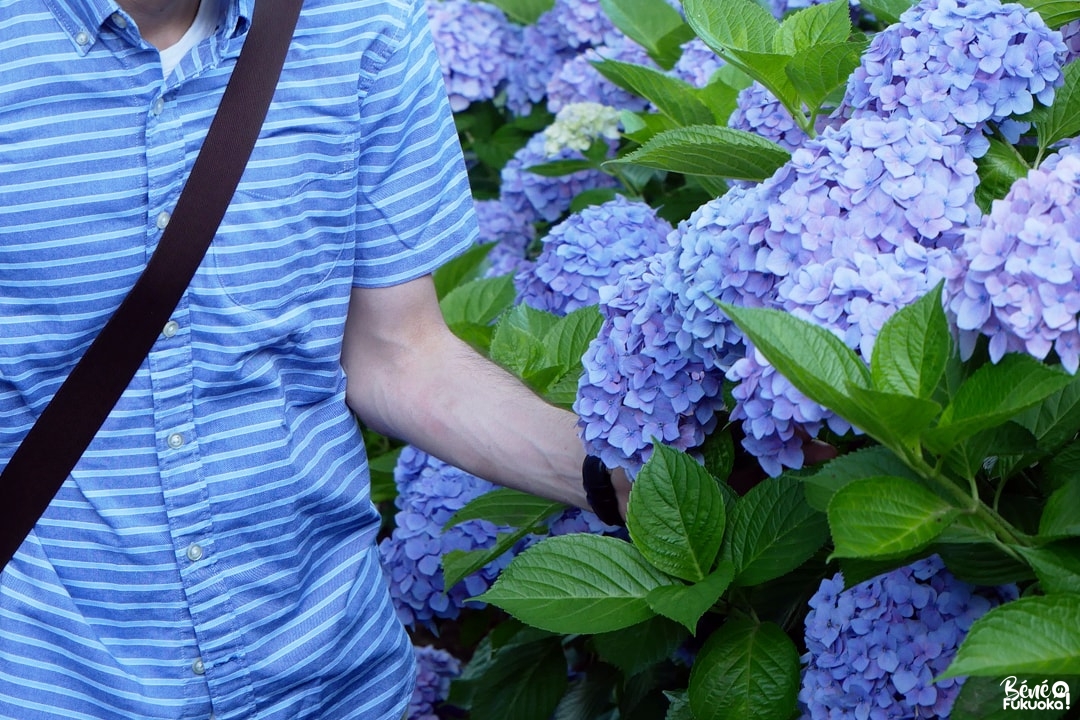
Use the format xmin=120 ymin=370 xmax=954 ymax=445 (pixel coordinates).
xmin=1000 ymin=676 xmax=1071 ymax=712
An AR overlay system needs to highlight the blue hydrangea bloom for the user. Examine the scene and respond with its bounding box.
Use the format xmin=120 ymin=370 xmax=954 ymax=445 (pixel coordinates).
xmin=516 ymin=195 xmax=673 ymax=315
xmin=1063 ymin=19 xmax=1080 ymax=63
xmin=505 ymin=18 xmax=576 ymax=117
xmin=767 ymin=0 xmax=833 ymax=18
xmin=426 ymin=0 xmax=521 ymax=112
xmin=408 ymin=645 xmax=461 ymax=720
xmin=671 ymin=37 xmax=725 ymax=88
xmin=846 ymin=0 xmax=1067 ymax=156
xmin=499 ymin=132 xmax=620 ymax=225
xmin=576 ymin=253 xmax=727 ymax=472
xmin=800 ymin=556 xmax=1018 ymax=720
xmin=949 ymin=138 xmax=1080 ymax=372
xmin=474 ymin=198 xmax=536 ymax=278
xmin=547 ymin=38 xmax=655 ymax=113
xmin=548 ymin=0 xmax=622 ymax=48
xmin=729 ymin=82 xmax=811 ymax=152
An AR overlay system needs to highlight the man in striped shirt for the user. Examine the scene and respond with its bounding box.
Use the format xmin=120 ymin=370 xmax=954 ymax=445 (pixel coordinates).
xmin=0 ymin=0 xmax=627 ymax=717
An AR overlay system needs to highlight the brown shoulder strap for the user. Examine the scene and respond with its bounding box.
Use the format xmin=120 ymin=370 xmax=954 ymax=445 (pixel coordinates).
xmin=0 ymin=0 xmax=305 ymax=569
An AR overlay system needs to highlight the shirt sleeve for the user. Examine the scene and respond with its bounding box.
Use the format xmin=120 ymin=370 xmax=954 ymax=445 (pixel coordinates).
xmin=351 ymin=0 xmax=479 ymax=288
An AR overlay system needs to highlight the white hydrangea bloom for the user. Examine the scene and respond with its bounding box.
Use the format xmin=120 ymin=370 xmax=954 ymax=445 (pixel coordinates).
xmin=542 ymin=102 xmax=621 ymax=155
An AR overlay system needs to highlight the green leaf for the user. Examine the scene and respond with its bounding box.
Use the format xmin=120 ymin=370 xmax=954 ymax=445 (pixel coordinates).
xmin=940 ymin=594 xmax=1080 ymax=679
xmin=440 ymin=274 xmax=516 ymax=336
xmin=688 ymin=618 xmax=800 ymax=720
xmin=542 ymin=306 xmax=604 ymax=376
xmin=445 ymin=488 xmax=565 ymax=531
xmin=619 ymin=110 xmax=679 ymax=145
xmin=773 ymin=0 xmax=852 ymax=54
xmin=552 ymin=670 xmax=619 ymax=720
xmin=592 ymin=60 xmax=716 ymax=127
xmin=646 ymin=561 xmax=735 ymax=633
xmin=951 ymin=675 xmax=1072 ymax=720
xmin=474 ymin=534 xmax=671 ymax=634
xmin=468 ymin=633 xmax=569 ymax=720
xmin=828 ymin=476 xmax=960 ymax=559
xmin=785 ymin=41 xmax=867 ymax=114
xmin=367 ymin=446 xmax=401 ymax=504
xmin=695 ymin=78 xmax=744 ymax=124
xmin=719 ymin=303 xmax=873 ymax=430
xmin=608 ymin=125 xmax=789 ymax=182
xmin=1013 ymin=372 xmax=1080 ymax=453
xmin=1041 ymin=478 xmax=1080 ymax=538
xmin=933 ymin=539 xmax=1035 ymax=586
xmin=1043 ymin=438 xmax=1080 ymax=491
xmin=701 ymin=427 xmax=736 ymax=483
xmin=570 ymin=187 xmax=622 ymax=214
xmin=682 ymin=0 xmax=780 ymax=55
xmin=975 ymin=136 xmax=1031 ymax=213
xmin=871 ymin=281 xmax=950 ymax=399
xmin=489 ymin=303 xmax=561 ymax=379
xmin=485 ymin=0 xmax=554 ymax=24
xmin=803 ymin=445 xmax=923 ymax=513
xmin=434 ymin=242 xmax=496 ymax=299
xmin=726 ymin=474 xmax=828 ymax=586
xmin=600 ymin=0 xmax=694 ymax=69
xmin=443 ymin=527 xmax=536 ymax=590
xmin=1018 ymin=0 xmax=1080 ymax=28
xmin=858 ymin=0 xmax=914 ymax=24
xmin=725 ymin=50 xmax=801 ymax=112
xmin=1014 ymin=541 xmax=1080 ymax=594
xmin=527 ymin=159 xmax=601 ymax=177
xmin=592 ymin=615 xmax=690 ymax=678
xmin=945 ymin=422 xmax=1038 ymax=481
xmin=664 ymin=690 xmax=694 ymax=720
xmin=846 ymin=386 xmax=942 ymax=445
xmin=1031 ymin=61 xmax=1080 ymax=156
xmin=927 ymin=353 xmax=1074 ymax=454
xmin=627 ymin=444 xmax=728 ymax=582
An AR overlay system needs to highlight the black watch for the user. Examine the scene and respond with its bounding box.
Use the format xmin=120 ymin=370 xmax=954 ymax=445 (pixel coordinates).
xmin=582 ymin=455 xmax=625 ymax=527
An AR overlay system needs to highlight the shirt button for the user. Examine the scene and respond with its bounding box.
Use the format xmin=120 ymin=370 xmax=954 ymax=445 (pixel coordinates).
xmin=112 ymin=13 xmax=127 ymax=28
xmin=162 ymin=320 xmax=180 ymax=338
xmin=156 ymin=211 xmax=171 ymax=229
xmin=186 ymin=543 xmax=205 ymax=562
xmin=74 ymin=31 xmax=90 ymax=46
xmin=192 ymin=658 xmax=205 ymax=675
xmin=151 ymin=97 xmax=165 ymax=116
xmin=167 ymin=432 xmax=184 ymax=449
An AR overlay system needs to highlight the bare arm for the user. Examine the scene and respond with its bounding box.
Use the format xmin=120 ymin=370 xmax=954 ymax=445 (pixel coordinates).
xmin=341 ymin=275 xmax=626 ymax=512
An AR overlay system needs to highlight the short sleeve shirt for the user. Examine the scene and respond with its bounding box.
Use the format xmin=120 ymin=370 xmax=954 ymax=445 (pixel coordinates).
xmin=0 ymin=0 xmax=477 ymax=717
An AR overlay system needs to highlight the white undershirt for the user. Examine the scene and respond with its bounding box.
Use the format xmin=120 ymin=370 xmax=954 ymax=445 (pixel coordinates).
xmin=158 ymin=0 xmax=221 ymax=78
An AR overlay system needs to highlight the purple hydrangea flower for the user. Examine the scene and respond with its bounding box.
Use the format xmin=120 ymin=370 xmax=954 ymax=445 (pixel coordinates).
xmin=516 ymin=195 xmax=674 ymax=315
xmin=1062 ymin=19 xmax=1080 ymax=63
xmin=408 ymin=645 xmax=461 ymax=720
xmin=949 ymin=138 xmax=1080 ymax=372
xmin=505 ymin=18 xmax=576 ymax=116
xmin=767 ymin=0 xmax=833 ymax=19
xmin=729 ymin=82 xmax=811 ymax=152
xmin=547 ymin=38 xmax=655 ymax=113
xmin=846 ymin=0 xmax=1068 ymax=156
xmin=378 ymin=446 xmax=514 ymax=629
xmin=474 ymin=198 xmax=536 ymax=277
xmin=576 ymin=253 xmax=727 ymax=472
xmin=426 ymin=0 xmax=521 ymax=112
xmin=548 ymin=0 xmax=622 ymax=48
xmin=671 ymin=37 xmax=725 ymax=88
xmin=800 ymin=556 xmax=1018 ymax=720
xmin=499 ymin=132 xmax=620 ymax=225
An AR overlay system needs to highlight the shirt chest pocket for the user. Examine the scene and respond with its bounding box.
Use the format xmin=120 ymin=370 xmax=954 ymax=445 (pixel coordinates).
xmin=208 ymin=131 xmax=357 ymax=311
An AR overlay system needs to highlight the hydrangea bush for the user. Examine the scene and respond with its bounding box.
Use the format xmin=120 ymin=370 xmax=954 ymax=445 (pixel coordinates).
xmin=372 ymin=0 xmax=1080 ymax=717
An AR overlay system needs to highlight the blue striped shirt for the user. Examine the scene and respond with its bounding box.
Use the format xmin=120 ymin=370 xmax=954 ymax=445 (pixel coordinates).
xmin=0 ymin=0 xmax=477 ymax=717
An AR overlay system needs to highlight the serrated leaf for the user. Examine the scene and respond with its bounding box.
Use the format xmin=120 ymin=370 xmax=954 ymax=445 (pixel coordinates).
xmin=682 ymin=0 xmax=780 ymax=54
xmin=619 ymin=110 xmax=679 ymax=145
xmin=933 ymin=539 xmax=1035 ymax=586
xmin=484 ymin=0 xmax=554 ymax=25
xmin=592 ymin=59 xmax=716 ymax=127
xmin=527 ymin=159 xmax=601 ymax=177
xmin=828 ymin=476 xmax=960 ymax=559
xmin=803 ymin=445 xmax=922 ymax=513
xmin=975 ymin=136 xmax=1031 ymax=213
xmin=688 ymin=618 xmax=800 ymax=720
xmin=719 ymin=303 xmax=873 ymax=430
xmin=592 ymin=615 xmax=690 ymax=677
xmin=926 ymin=353 xmax=1074 ymax=454
xmin=367 ymin=446 xmax=401 ymax=504
xmin=1041 ymin=477 xmax=1080 ymax=538
xmin=846 ymin=385 xmax=942 ymax=445
xmin=725 ymin=49 xmax=801 ymax=111
xmin=701 ymin=427 xmax=736 ymax=483
xmin=726 ymin=474 xmax=828 ymax=586
xmin=1044 ymin=438 xmax=1080 ymax=490
xmin=859 ymin=0 xmax=915 ymax=23
xmin=474 ymin=534 xmax=671 ymax=634
xmin=600 ymin=0 xmax=694 ymax=70
xmin=445 ymin=488 xmax=565 ymax=531
xmin=1031 ymin=61 xmax=1080 ymax=156
xmin=469 ymin=633 xmax=569 ymax=720
xmin=939 ymin=595 xmax=1080 ymax=679
xmin=664 ymin=690 xmax=694 ymax=720
xmin=490 ymin=303 xmax=561 ymax=379
xmin=646 ymin=561 xmax=735 ymax=633
xmin=786 ymin=41 xmax=867 ymax=114
xmin=871 ymin=281 xmax=950 ymax=399
xmin=609 ymin=126 xmax=790 ymax=182
xmin=1014 ymin=369 xmax=1080 ymax=453
xmin=1014 ymin=540 xmax=1080 ymax=594
xmin=434 ymin=242 xmax=496 ymax=299
xmin=696 ymin=79 xmax=743 ymax=124
xmin=773 ymin=0 xmax=852 ymax=54
xmin=440 ymin=274 xmax=516 ymax=332
xmin=628 ymin=444 xmax=727 ymax=582
xmin=552 ymin=669 xmax=619 ymax=720
xmin=1018 ymin=0 xmax=1080 ymax=28
xmin=945 ymin=422 xmax=1037 ymax=481
xmin=543 ymin=305 xmax=604 ymax=372
xmin=443 ymin=526 xmax=536 ymax=590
